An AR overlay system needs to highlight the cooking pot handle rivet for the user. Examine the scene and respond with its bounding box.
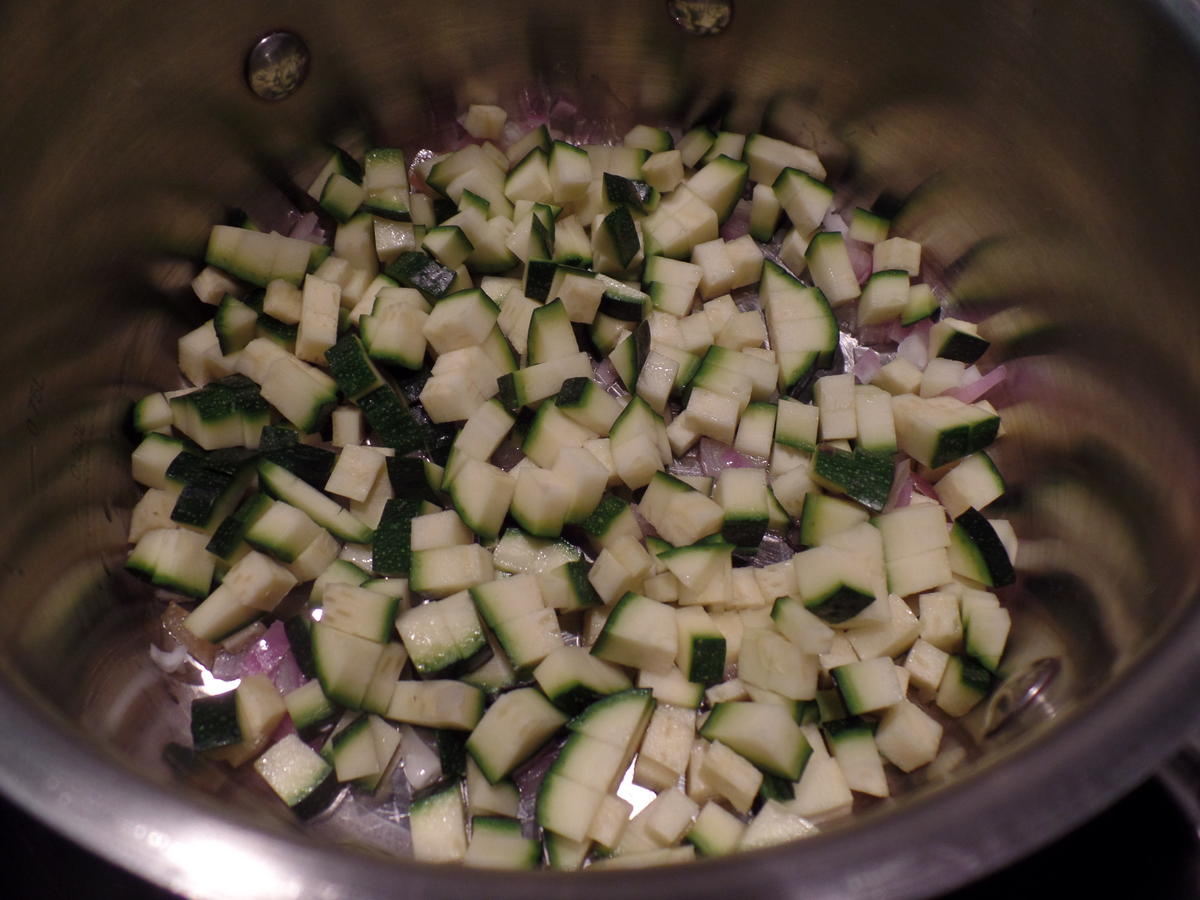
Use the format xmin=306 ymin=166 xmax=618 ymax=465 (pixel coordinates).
xmin=246 ymin=31 xmax=310 ymax=101
xmin=667 ymin=0 xmax=733 ymax=35
xmin=984 ymin=657 xmax=1061 ymax=736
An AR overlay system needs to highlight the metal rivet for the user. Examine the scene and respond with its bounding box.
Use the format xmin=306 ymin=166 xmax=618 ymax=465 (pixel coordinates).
xmin=984 ymin=657 xmax=1061 ymax=736
xmin=667 ymin=0 xmax=733 ymax=36
xmin=245 ymin=31 xmax=310 ymax=101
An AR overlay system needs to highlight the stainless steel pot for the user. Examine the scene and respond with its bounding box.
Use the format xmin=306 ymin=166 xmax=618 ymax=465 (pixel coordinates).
xmin=1 ymin=1 xmax=1198 ymax=897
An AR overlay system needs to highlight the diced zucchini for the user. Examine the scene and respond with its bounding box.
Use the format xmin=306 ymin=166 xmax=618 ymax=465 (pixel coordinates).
xmin=410 ymin=780 xmax=468 ymax=863
xmin=466 ymin=687 xmax=567 ymax=783
xmin=254 ymin=734 xmax=336 ymax=817
xmin=464 ymin=816 xmax=542 ymax=870
xmin=387 ymin=680 xmax=485 ymax=731
xmin=700 ymin=702 xmax=812 ymax=781
xmin=396 ymin=591 xmax=486 ymax=674
xmin=948 ymin=508 xmax=1015 ymax=587
xmin=832 ymin=657 xmax=905 ymax=715
xmin=533 ymin=645 xmax=633 ymax=715
xmin=591 ymin=592 xmax=678 ymax=674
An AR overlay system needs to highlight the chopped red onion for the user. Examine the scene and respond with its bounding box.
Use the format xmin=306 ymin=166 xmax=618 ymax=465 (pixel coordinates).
xmin=516 ymin=85 xmax=552 ymax=124
xmin=853 ymin=347 xmax=883 ymax=384
xmin=211 ymin=620 xmax=292 ymax=680
xmin=288 ymin=212 xmax=324 ymax=245
xmin=949 ymin=364 xmax=1007 ymax=403
xmin=501 ymin=119 xmax=528 ymax=148
xmin=632 ymin=505 xmax=658 ymax=540
xmin=897 ymin=330 xmax=929 ymax=369
xmin=720 ymin=200 xmax=753 ymax=241
xmin=698 ymin=437 xmax=768 ymax=477
xmin=887 ymin=319 xmax=913 ymax=344
xmin=883 ymin=458 xmax=914 ymax=512
xmin=592 ymin=357 xmax=620 ymax=391
xmin=821 ymin=209 xmax=850 ymax=234
xmin=271 ymin=651 xmax=306 ymax=694
xmin=911 ymin=471 xmax=939 ymax=500
xmin=847 ymin=240 xmax=874 ymax=285
xmin=254 ymin=620 xmax=293 ymax=669
xmin=547 ymin=97 xmax=578 ymax=124
xmin=211 ymin=650 xmax=246 ymax=680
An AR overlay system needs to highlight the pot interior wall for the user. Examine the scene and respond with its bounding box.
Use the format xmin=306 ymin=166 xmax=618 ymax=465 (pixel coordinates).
xmin=0 ymin=1 xmax=1198 ymax=897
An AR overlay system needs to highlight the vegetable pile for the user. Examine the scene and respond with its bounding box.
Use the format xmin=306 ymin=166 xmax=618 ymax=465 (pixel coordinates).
xmin=127 ymin=102 xmax=1017 ymax=868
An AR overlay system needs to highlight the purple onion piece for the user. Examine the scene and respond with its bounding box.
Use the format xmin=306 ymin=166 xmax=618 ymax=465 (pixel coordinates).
xmin=949 ymin=364 xmax=1008 ymax=403
xmin=697 ymin=437 xmax=768 ymax=477
xmin=853 ymin=347 xmax=883 ymax=384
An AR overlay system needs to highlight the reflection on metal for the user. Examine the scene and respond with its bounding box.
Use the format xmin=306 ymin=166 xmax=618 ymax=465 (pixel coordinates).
xmin=984 ymin=657 xmax=1061 ymax=737
xmin=1157 ymin=737 xmax=1200 ymax=839
xmin=667 ymin=0 xmax=732 ymax=36
xmin=245 ymin=32 xmax=310 ymax=101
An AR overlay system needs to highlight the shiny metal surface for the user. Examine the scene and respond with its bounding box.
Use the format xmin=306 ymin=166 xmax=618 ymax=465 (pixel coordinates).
xmin=667 ymin=0 xmax=735 ymax=36
xmin=245 ymin=31 xmax=311 ymax=101
xmin=0 ymin=1 xmax=1198 ymax=897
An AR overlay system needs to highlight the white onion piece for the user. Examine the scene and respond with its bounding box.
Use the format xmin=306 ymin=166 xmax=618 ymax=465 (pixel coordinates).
xmin=698 ymin=437 xmax=768 ymax=477
xmin=821 ymin=208 xmax=850 ymax=234
xmin=853 ymin=347 xmax=883 ymax=384
xmin=887 ymin=319 xmax=913 ymax=344
xmin=288 ymin=211 xmax=323 ymax=245
xmin=950 ymin=364 xmax=1008 ymax=403
xmin=883 ymin=458 xmax=914 ymax=512
xmin=516 ymin=84 xmax=553 ymax=124
xmin=399 ymin=725 xmax=442 ymax=792
xmin=148 ymin=642 xmax=189 ymax=673
xmin=897 ymin=330 xmax=929 ymax=369
xmin=632 ymin=505 xmax=658 ymax=539
xmin=502 ymin=119 xmax=529 ymax=148
xmin=847 ymin=240 xmax=874 ymax=285
xmin=338 ymin=542 xmax=374 ymax=570
xmin=547 ymin=97 xmax=578 ymax=123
